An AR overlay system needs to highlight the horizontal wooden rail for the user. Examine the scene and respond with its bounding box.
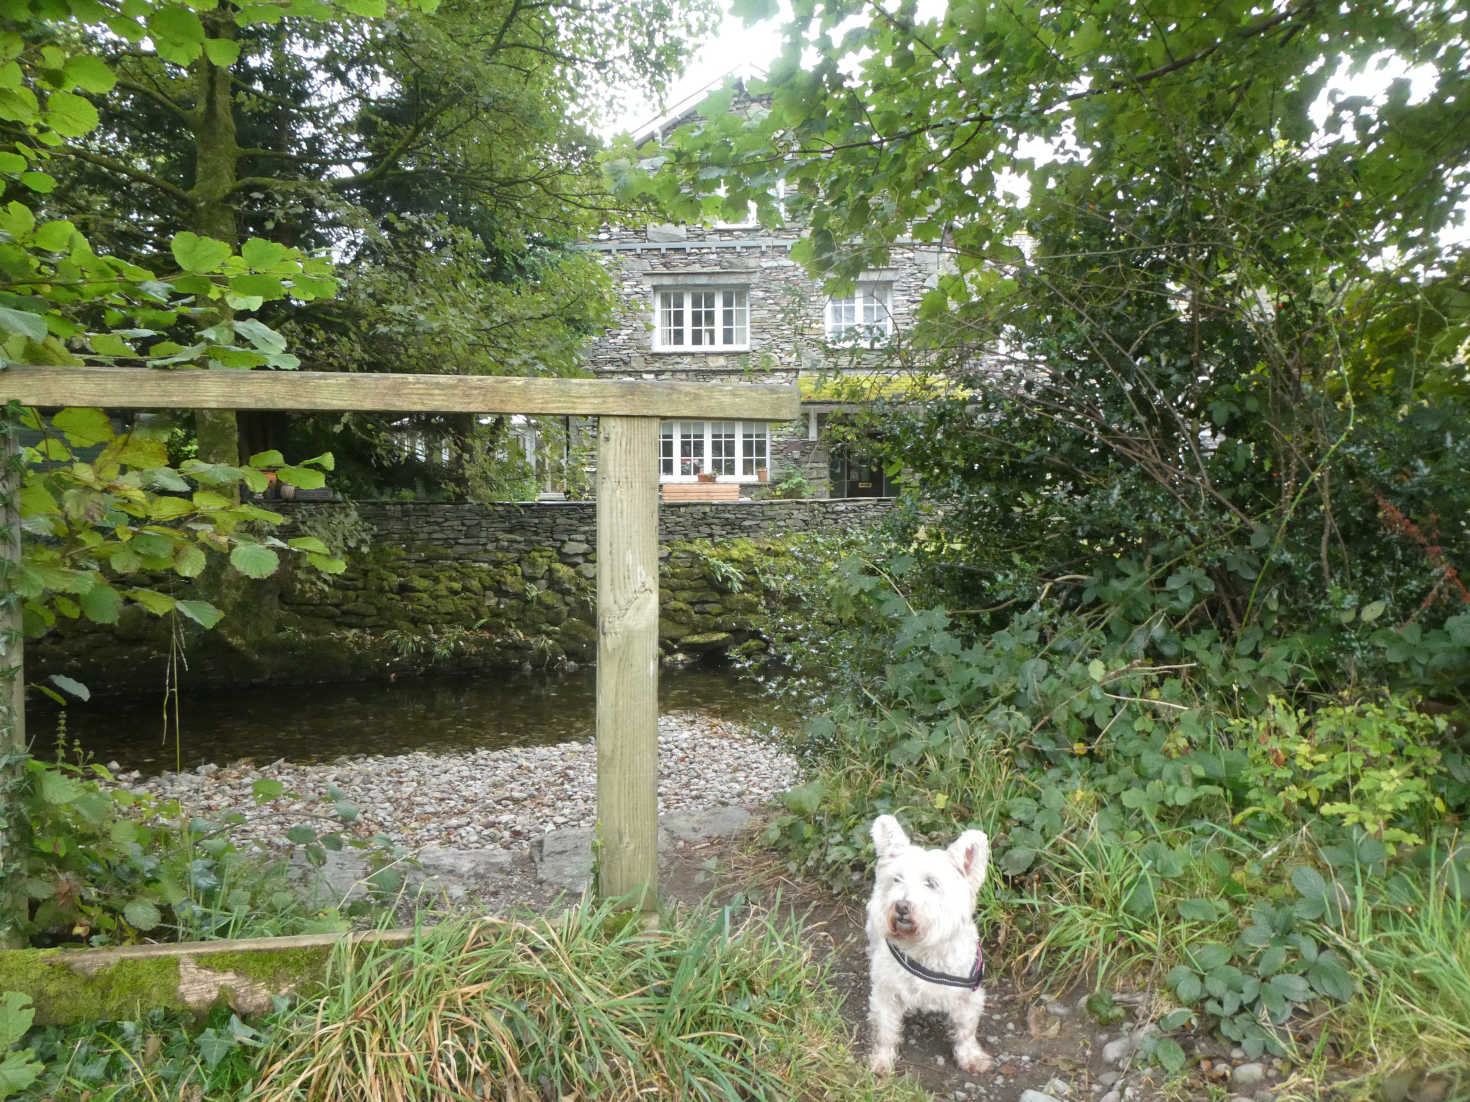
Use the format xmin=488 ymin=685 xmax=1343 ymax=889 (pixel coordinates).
xmin=1 ymin=928 xmax=418 ymax=1025
xmin=0 ymin=365 xmax=801 ymax=420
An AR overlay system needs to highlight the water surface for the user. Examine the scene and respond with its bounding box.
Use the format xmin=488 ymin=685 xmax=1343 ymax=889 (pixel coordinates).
xmin=35 ymin=666 xmax=793 ymax=777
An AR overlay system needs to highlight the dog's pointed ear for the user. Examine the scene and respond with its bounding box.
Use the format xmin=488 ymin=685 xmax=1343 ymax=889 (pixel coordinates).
xmin=948 ymin=830 xmax=990 ymax=890
xmin=871 ymin=815 xmax=910 ymax=861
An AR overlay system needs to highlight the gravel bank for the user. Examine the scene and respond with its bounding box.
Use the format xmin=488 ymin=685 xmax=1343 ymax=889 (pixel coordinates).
xmin=117 ymin=711 xmax=803 ymax=854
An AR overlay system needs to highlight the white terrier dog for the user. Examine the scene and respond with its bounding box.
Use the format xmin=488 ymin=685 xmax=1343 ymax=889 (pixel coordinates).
xmin=865 ymin=814 xmax=992 ymax=1077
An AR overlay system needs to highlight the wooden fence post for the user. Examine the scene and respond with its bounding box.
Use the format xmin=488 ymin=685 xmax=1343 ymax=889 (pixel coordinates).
xmin=594 ymin=415 xmax=660 ymax=910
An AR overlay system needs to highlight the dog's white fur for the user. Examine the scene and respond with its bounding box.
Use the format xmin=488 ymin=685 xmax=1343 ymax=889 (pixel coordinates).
xmin=865 ymin=814 xmax=992 ymax=1077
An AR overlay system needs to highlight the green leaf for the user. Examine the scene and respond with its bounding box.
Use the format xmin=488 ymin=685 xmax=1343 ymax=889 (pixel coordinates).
xmin=1257 ymin=944 xmax=1288 ymax=976
xmin=176 ymin=599 xmax=224 ymax=629
xmin=340 ymin=0 xmax=386 ymax=13
xmin=80 ymin=581 xmax=122 ymax=623
xmin=174 ymin=544 xmax=207 ymax=578
xmin=229 ymin=542 xmax=280 ymax=579
xmin=287 ymin=535 xmax=330 ymax=553
xmin=44 ymin=89 xmax=100 ymax=137
xmin=1087 ymin=658 xmax=1106 ymax=682
xmin=19 ymin=169 xmax=54 ymax=192
xmin=1191 ymin=943 xmax=1232 ymax=971
xmin=1154 ymin=1037 xmax=1187 ymax=1073
xmin=248 ymin=449 xmax=286 ymax=468
xmin=231 ymin=317 xmax=287 ymax=353
xmin=127 ymin=587 xmax=176 ymax=616
xmin=202 ymin=37 xmax=241 ymax=67
xmin=148 ymin=5 xmax=205 ymax=46
xmin=171 ymin=230 xmax=233 ymax=274
xmin=1291 ymin=865 xmax=1327 ymax=900
xmin=278 ymin=464 xmax=325 ymax=489
xmin=53 ymin=406 xmax=114 ymax=445
xmin=286 ymin=824 xmax=316 ymax=845
xmin=0 ymin=995 xmax=41 ymax=1094
xmin=195 ymin=1027 xmax=235 ymax=1070
xmin=33 ymin=218 xmax=76 ymax=250
xmin=1176 ymin=898 xmax=1219 ymax=922
xmin=0 ymin=305 xmax=47 ymax=341
xmin=38 ymin=767 xmax=83 ymax=805
xmin=124 ymin=898 xmax=162 ymax=931
xmin=252 ymin=778 xmax=285 ymax=802
xmin=62 ymin=54 xmax=116 ymax=93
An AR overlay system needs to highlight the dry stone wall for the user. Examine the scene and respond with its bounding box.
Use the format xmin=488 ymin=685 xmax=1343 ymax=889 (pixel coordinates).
xmin=30 ymin=499 xmax=893 ymax=696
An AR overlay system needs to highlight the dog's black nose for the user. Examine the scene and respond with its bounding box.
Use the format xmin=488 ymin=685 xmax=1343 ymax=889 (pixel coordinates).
xmin=894 ymin=900 xmax=910 ymax=917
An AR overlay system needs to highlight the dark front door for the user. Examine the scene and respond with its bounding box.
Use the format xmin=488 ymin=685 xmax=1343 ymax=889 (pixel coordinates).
xmin=830 ymin=448 xmax=893 ymax=497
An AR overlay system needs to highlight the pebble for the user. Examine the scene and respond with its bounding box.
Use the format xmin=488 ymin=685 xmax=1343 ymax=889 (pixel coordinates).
xmin=1232 ymin=1062 xmax=1266 ymax=1088
xmin=114 ymin=712 xmax=803 ymax=854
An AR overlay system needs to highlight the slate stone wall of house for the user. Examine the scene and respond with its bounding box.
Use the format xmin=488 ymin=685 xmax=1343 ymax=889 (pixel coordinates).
xmin=580 ymin=221 xmax=947 ymax=496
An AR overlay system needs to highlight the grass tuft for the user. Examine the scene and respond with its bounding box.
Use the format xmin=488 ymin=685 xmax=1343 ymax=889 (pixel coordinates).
xmin=251 ymin=897 xmax=915 ymax=1102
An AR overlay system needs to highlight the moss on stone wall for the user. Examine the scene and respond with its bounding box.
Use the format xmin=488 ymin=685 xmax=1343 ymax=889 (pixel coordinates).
xmin=28 ymin=524 xmax=854 ymax=695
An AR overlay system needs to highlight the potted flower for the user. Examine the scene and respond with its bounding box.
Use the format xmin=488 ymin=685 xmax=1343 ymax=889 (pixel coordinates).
xmin=696 ymin=468 xmax=717 ymax=483
xmin=756 ymin=467 xmax=769 ymax=482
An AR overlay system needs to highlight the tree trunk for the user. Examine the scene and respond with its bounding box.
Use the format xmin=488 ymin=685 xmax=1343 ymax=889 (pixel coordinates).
xmin=190 ymin=14 xmax=242 ymax=471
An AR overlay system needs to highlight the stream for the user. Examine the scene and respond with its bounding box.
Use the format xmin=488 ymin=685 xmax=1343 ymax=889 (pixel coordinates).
xmin=32 ymin=665 xmax=795 ymax=777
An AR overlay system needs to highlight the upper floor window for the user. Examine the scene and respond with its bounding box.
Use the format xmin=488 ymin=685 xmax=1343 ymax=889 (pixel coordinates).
xmin=825 ymin=282 xmax=893 ymax=345
xmin=655 ymin=288 xmax=749 ymax=351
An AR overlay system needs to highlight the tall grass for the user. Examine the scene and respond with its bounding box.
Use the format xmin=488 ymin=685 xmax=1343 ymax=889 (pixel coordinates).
xmin=1317 ymin=838 xmax=1470 ymax=1094
xmin=251 ymin=899 xmax=915 ymax=1102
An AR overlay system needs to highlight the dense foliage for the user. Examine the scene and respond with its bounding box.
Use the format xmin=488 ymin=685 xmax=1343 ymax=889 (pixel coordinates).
xmin=633 ymin=0 xmax=1470 ymax=1091
xmin=30 ymin=0 xmax=713 ymax=494
xmin=643 ymin=0 xmax=1469 ymax=680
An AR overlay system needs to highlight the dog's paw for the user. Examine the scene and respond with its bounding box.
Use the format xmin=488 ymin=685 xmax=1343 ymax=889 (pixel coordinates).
xmin=955 ymin=1047 xmax=993 ymax=1075
xmin=868 ymin=1050 xmax=897 ymax=1078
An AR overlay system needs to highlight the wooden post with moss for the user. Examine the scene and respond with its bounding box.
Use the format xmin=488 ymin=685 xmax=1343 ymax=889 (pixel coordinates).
xmin=0 ymin=365 xmax=799 ymax=919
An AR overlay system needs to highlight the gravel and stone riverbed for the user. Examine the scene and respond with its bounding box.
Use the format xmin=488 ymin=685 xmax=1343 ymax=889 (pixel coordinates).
xmin=116 ymin=711 xmax=804 ymax=854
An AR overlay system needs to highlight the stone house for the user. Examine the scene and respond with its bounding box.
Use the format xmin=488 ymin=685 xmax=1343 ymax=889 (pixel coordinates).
xmin=579 ymin=211 xmax=949 ymax=500
xmin=541 ymin=87 xmax=957 ymax=502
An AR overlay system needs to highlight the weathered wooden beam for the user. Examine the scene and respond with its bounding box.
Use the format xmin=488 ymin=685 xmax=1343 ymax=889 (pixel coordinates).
xmin=594 ymin=416 xmax=661 ymax=911
xmin=0 ymin=928 xmax=416 ymax=1025
xmin=0 ymin=365 xmax=801 ymax=421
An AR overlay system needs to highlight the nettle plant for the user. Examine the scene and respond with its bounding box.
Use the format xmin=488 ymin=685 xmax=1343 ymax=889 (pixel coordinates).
xmin=14 ymin=403 xmax=344 ymax=636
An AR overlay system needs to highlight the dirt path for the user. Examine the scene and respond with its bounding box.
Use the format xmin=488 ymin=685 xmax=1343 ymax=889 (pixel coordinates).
xmin=429 ymin=809 xmax=1291 ymax=1102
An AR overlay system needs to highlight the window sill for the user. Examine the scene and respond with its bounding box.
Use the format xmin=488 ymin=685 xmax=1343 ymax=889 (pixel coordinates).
xmin=650 ymin=346 xmax=752 ymax=354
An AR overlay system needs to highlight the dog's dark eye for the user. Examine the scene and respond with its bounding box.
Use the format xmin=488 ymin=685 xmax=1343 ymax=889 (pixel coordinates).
xmin=924 ymin=877 xmax=940 ymax=891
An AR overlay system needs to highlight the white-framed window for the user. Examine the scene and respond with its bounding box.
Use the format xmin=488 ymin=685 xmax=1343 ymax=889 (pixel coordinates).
xmin=825 ymin=282 xmax=894 ymax=345
xmin=654 ymin=288 xmax=749 ymax=350
xmin=659 ymin=420 xmax=769 ymax=480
